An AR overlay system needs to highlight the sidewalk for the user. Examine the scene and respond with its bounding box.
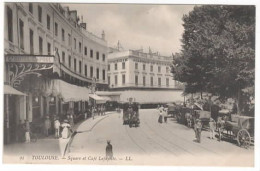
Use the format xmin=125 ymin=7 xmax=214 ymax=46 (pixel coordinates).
xmin=4 ymin=135 xmax=60 ymax=157
xmin=61 ymin=114 xmax=110 ymax=156
xmin=3 ymin=113 xmax=111 ymax=163
xmin=76 ymin=114 xmax=109 ymax=132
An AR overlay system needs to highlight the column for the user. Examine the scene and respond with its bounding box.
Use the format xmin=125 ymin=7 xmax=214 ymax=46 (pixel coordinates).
xmin=28 ymin=93 xmax=33 ymax=122
xmin=55 ymin=96 xmax=59 ymax=115
xmin=60 ymin=100 xmax=63 ymax=115
xmin=46 ymin=97 xmax=50 ymax=116
xmin=4 ymin=95 xmax=10 ymax=144
xmin=40 ymin=96 xmax=44 ymax=118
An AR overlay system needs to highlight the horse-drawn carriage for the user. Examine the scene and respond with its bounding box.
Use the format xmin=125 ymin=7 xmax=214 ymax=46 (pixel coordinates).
xmin=176 ymin=107 xmax=192 ymax=124
xmin=122 ymin=102 xmax=140 ymax=128
xmin=165 ymin=103 xmax=180 ymax=118
xmin=219 ymin=113 xmax=254 ymax=148
xmin=176 ymin=102 xmax=211 ymax=128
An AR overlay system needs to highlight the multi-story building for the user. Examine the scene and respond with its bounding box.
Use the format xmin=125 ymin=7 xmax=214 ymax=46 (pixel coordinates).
xmin=107 ymin=49 xmax=181 ymax=90
xmin=107 ymin=48 xmax=184 ymax=105
xmin=4 ymin=3 xmax=108 ymax=144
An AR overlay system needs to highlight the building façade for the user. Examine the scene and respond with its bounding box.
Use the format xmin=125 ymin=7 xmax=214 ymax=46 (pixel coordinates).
xmin=4 ymin=2 xmax=108 ymax=144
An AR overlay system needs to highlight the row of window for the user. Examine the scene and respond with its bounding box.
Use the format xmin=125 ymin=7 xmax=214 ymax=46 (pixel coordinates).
xmin=60 ymin=51 xmax=106 ymax=80
xmin=108 ymin=75 xmax=169 ymax=87
xmin=108 ymin=62 xmax=170 ymax=73
xmin=55 ymin=22 xmax=106 ymax=61
xmin=7 ymin=5 xmax=106 ymax=62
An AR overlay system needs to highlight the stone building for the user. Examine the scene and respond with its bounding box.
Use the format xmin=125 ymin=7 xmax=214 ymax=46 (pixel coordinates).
xmin=107 ymin=48 xmax=183 ymax=104
xmin=4 ymin=2 xmax=108 ymax=144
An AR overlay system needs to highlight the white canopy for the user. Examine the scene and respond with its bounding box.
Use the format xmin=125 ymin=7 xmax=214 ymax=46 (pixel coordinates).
xmin=101 ymin=96 xmax=112 ymax=101
xmin=89 ymin=94 xmax=107 ymax=104
xmin=52 ymin=79 xmax=90 ymax=102
xmin=4 ymin=85 xmax=26 ymax=96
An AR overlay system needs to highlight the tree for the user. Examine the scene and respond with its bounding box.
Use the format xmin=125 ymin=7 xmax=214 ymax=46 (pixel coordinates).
xmin=172 ymin=5 xmax=255 ymax=114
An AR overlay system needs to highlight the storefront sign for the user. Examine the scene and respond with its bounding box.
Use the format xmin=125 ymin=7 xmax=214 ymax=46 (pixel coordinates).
xmin=5 ymin=55 xmax=54 ymax=63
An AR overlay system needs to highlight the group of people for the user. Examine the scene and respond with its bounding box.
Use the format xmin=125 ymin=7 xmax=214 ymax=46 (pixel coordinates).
xmin=193 ymin=116 xmax=227 ymax=143
xmin=44 ymin=114 xmax=74 ymax=139
xmin=91 ymin=105 xmax=106 ymax=119
xmin=158 ymin=105 xmax=168 ymax=124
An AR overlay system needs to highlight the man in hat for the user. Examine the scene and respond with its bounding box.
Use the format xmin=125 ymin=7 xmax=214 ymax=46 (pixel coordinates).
xmin=209 ymin=118 xmax=216 ymax=139
xmin=54 ymin=118 xmax=61 ymax=139
xmin=194 ymin=118 xmax=202 ymax=143
xmin=106 ymin=140 xmax=113 ymax=159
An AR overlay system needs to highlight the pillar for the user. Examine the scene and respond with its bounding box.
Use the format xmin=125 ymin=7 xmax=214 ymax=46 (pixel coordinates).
xmin=28 ymin=93 xmax=33 ymax=122
xmin=55 ymin=96 xmax=59 ymax=115
xmin=40 ymin=96 xmax=44 ymax=118
xmin=46 ymin=97 xmax=50 ymax=116
xmin=4 ymin=95 xmax=10 ymax=144
xmin=78 ymin=101 xmax=81 ymax=112
xmin=60 ymin=101 xmax=63 ymax=115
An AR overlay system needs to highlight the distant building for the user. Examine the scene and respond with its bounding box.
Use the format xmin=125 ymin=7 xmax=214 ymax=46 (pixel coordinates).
xmin=4 ymin=3 xmax=108 ymax=144
xmin=107 ymin=48 xmax=182 ymax=90
xmin=107 ymin=48 xmax=184 ymax=105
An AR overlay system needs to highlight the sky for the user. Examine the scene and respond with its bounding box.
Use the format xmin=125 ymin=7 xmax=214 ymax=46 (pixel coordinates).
xmin=63 ymin=3 xmax=195 ymax=56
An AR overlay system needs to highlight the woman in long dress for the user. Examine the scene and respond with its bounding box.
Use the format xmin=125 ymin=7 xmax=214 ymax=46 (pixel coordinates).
xmin=61 ymin=120 xmax=71 ymax=139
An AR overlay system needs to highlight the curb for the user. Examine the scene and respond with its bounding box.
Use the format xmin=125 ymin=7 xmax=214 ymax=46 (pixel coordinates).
xmin=62 ymin=115 xmax=109 ymax=157
xmin=76 ymin=115 xmax=109 ymax=133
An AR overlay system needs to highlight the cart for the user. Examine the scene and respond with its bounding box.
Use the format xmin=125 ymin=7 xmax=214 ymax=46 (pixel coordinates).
xmin=122 ymin=102 xmax=140 ymax=127
xmin=223 ymin=115 xmax=254 ymax=148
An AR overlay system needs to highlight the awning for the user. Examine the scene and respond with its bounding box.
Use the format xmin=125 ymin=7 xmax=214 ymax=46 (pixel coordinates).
xmin=101 ymin=96 xmax=112 ymax=101
xmin=52 ymin=79 xmax=90 ymax=102
xmin=4 ymin=85 xmax=26 ymax=96
xmin=119 ymin=90 xmax=184 ymax=104
xmin=89 ymin=94 xmax=107 ymax=104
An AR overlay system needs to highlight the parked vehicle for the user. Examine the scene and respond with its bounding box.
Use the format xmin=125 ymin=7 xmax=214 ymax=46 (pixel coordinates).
xmin=122 ymin=102 xmax=140 ymax=127
xmin=222 ymin=115 xmax=254 ymax=148
xmin=166 ymin=103 xmax=180 ymax=118
xmin=105 ymin=101 xmax=119 ymax=111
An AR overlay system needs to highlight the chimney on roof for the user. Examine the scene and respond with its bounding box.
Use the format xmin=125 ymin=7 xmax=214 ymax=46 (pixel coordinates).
xmin=149 ymin=46 xmax=152 ymax=54
xmin=79 ymin=15 xmax=87 ymax=30
xmin=80 ymin=23 xmax=87 ymax=30
xmin=102 ymin=30 xmax=105 ymax=40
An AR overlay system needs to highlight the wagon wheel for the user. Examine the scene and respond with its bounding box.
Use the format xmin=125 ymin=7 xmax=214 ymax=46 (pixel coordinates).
xmin=237 ymin=129 xmax=251 ymax=149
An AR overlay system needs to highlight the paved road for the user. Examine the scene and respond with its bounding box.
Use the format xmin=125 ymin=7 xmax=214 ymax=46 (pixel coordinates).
xmin=68 ymin=109 xmax=254 ymax=166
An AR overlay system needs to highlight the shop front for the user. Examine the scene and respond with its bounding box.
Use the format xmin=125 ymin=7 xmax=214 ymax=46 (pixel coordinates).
xmin=4 ymin=54 xmax=90 ymax=143
xmin=4 ymin=84 xmax=27 ymax=144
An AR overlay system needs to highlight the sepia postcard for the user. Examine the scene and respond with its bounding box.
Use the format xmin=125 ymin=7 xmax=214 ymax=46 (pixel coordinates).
xmin=1 ymin=1 xmax=258 ymax=170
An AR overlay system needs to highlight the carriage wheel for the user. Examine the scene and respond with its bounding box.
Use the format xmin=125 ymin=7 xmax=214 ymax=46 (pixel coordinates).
xmin=237 ymin=129 xmax=251 ymax=149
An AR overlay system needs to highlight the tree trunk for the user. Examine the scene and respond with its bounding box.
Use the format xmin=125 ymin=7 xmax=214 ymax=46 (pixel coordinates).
xmin=236 ymin=90 xmax=242 ymax=115
xmin=200 ymin=91 xmax=203 ymax=99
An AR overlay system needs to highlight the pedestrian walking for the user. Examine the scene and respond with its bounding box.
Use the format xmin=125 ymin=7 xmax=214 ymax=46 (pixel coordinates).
xmin=102 ymin=105 xmax=106 ymax=115
xmin=106 ymin=140 xmax=113 ymax=159
xmin=217 ymin=116 xmax=225 ymax=141
xmin=54 ymin=118 xmax=61 ymax=139
xmin=163 ymin=108 xmax=168 ymax=123
xmin=69 ymin=114 xmax=74 ymax=128
xmin=44 ymin=116 xmax=51 ymax=137
xmin=25 ymin=120 xmax=30 ymax=143
xmin=61 ymin=119 xmax=72 ymax=139
xmin=194 ymin=119 xmax=202 ymax=143
xmin=84 ymin=110 xmax=87 ymax=119
xmin=209 ymin=118 xmax=216 ymax=139
xmin=92 ymin=107 xmax=95 ymax=119
xmin=158 ymin=109 xmax=163 ymax=124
